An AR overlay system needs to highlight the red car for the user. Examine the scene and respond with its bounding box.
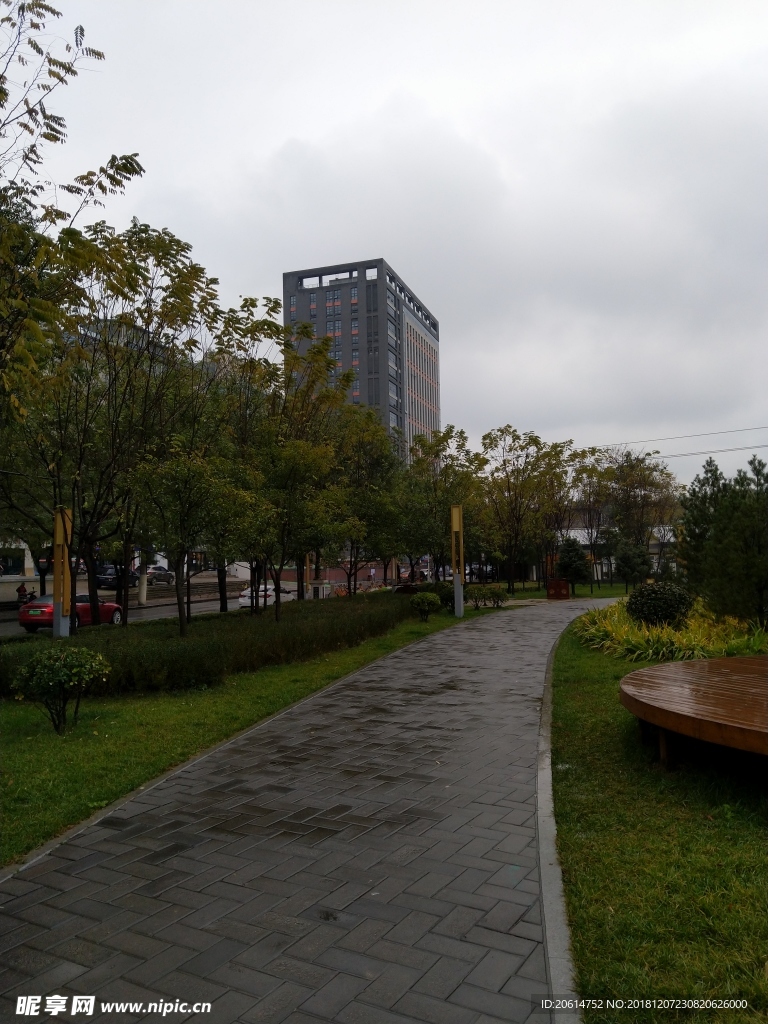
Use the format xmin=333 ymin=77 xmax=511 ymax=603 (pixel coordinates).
xmin=19 ymin=594 xmax=123 ymax=632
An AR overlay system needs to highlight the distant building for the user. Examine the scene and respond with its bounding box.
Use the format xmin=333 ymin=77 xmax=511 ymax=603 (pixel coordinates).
xmin=282 ymin=259 xmax=440 ymax=446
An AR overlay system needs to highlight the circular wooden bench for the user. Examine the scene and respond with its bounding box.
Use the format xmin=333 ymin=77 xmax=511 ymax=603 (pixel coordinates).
xmin=619 ymin=655 xmax=768 ymax=765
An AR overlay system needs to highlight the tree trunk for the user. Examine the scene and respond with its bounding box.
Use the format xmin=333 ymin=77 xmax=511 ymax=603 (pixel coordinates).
xmin=408 ymin=556 xmax=416 ymax=582
xmin=83 ymin=543 xmax=100 ymax=625
xmin=297 ymin=555 xmax=305 ymax=600
xmin=217 ymin=563 xmax=228 ymax=613
xmin=120 ymin=533 xmax=132 ymax=626
xmin=270 ymin=563 xmax=283 ymax=621
xmin=186 ymin=551 xmax=192 ymax=624
xmin=382 ymin=558 xmax=388 ymax=586
xmin=174 ymin=550 xmax=187 ymax=636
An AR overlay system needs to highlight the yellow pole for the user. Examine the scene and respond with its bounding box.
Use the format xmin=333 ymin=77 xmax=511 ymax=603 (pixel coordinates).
xmin=450 ymin=504 xmax=464 ymax=616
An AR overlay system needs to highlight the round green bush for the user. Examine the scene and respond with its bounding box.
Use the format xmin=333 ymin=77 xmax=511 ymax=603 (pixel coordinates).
xmin=626 ymin=582 xmax=694 ymax=627
xmin=410 ymin=592 xmax=442 ymax=622
xmin=12 ymin=645 xmax=110 ymax=734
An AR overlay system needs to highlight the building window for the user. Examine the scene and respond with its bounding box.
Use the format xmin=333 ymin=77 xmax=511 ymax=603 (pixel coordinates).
xmin=389 ymin=381 xmax=399 ymax=402
xmin=351 ymin=320 xmax=358 ymax=331
xmin=309 ymin=292 xmax=317 ymax=303
xmin=335 ymin=319 xmax=342 ymax=334
xmin=289 ymin=295 xmax=296 ymax=306
xmin=350 ymin=286 xmax=358 ymax=300
xmin=387 ymin=290 xmax=396 ymax=309
xmin=290 ymin=312 xmax=296 ymax=322
xmin=388 ymin=349 xmax=397 ymax=372
xmin=366 ymin=267 xmax=378 ymax=280
xmin=366 ymin=283 xmax=378 ymax=313
xmin=387 ymin=321 xmax=397 ymax=340
xmin=310 ymin=310 xmax=317 ymax=320
xmin=389 ymin=411 xmax=398 ymax=427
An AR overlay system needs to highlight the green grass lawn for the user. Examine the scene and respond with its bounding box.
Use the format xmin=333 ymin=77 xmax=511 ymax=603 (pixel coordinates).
xmin=552 ymin=627 xmax=768 ymax=1023
xmin=0 ymin=606 xmax=494 ymax=867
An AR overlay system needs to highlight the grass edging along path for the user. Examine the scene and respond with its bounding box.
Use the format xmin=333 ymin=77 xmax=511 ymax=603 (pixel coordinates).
xmin=0 ymin=606 xmax=497 ymax=868
xmin=551 ymin=625 xmax=768 ymax=1024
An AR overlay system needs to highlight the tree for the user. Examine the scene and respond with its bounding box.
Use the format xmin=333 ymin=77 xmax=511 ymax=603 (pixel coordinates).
xmin=257 ymin=333 xmax=351 ymax=620
xmin=606 ymin=448 xmax=676 ymax=551
xmin=482 ymin=428 xmax=571 ymax=592
xmin=677 ymin=458 xmax=725 ymax=593
xmin=699 ymin=457 xmax=767 ymax=626
xmin=1 ymin=1 xmax=142 ymax=389
xmin=325 ymin=405 xmax=398 ymax=596
xmin=574 ymin=454 xmax=610 ymax=591
xmin=557 ymin=536 xmax=591 ymax=595
xmin=409 ymin=426 xmax=484 ymax=582
xmin=615 ymin=539 xmax=652 ymax=592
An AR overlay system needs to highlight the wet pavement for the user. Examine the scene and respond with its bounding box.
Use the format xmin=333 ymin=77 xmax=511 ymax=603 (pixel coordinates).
xmin=0 ymin=601 xmax=604 ymax=1023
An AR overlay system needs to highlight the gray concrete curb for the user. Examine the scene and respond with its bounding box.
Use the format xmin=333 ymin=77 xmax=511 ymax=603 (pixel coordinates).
xmin=537 ymin=630 xmax=583 ymax=1024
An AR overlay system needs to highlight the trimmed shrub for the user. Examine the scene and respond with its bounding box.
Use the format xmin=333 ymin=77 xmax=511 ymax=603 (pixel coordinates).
xmin=434 ymin=581 xmax=456 ymax=612
xmin=0 ymin=592 xmax=415 ymax=697
xmin=466 ymin=585 xmax=490 ymax=610
xmin=627 ymin=582 xmax=694 ymax=627
xmin=12 ymin=646 xmax=110 ymax=734
xmin=410 ymin=592 xmax=441 ymax=622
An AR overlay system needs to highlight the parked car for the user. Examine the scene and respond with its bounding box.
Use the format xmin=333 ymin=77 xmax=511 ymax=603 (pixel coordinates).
xmin=96 ymin=565 xmax=139 ymax=589
xmin=19 ymin=594 xmax=123 ymax=632
xmin=146 ymin=565 xmax=175 ymax=585
xmin=238 ymin=585 xmax=296 ymax=608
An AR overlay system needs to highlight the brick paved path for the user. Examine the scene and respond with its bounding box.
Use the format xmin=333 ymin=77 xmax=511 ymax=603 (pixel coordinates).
xmin=0 ymin=602 xmax=599 ymax=1024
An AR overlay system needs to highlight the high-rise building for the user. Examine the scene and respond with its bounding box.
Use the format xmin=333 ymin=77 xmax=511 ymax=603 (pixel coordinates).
xmin=282 ymin=259 xmax=440 ymax=447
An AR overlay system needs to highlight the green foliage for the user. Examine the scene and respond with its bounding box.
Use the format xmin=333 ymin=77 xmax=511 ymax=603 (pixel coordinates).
xmin=410 ymin=592 xmax=441 ymax=621
xmin=557 ymin=536 xmax=591 ymax=593
xmin=615 ymin=538 xmax=652 ymax=587
xmin=433 ymin=581 xmax=456 ymax=612
xmin=677 ymin=457 xmax=726 ymax=594
xmin=466 ymin=584 xmax=496 ymax=609
xmin=626 ymin=581 xmax=693 ymax=627
xmin=0 ymin=593 xmax=415 ymax=696
xmin=11 ymin=645 xmax=109 ymax=734
xmin=574 ymin=601 xmax=767 ymax=662
xmin=701 ymin=458 xmax=768 ymax=627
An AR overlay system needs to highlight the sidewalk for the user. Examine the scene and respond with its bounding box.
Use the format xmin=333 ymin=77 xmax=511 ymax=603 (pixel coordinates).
xmin=0 ymin=601 xmax=606 ymax=1023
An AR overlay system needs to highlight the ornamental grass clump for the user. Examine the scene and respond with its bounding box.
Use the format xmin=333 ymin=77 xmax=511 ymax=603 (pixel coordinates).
xmin=626 ymin=581 xmax=694 ymax=627
xmin=574 ymin=601 xmax=768 ymax=662
xmin=12 ymin=647 xmax=110 ymax=735
xmin=410 ymin=592 xmax=442 ymax=622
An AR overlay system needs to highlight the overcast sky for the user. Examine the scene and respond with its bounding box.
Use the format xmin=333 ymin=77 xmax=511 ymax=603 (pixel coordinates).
xmin=41 ymin=0 xmax=768 ymax=481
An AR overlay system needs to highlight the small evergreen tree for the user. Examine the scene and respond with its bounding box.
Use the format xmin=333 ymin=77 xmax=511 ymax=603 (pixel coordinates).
xmin=557 ymin=536 xmax=591 ymax=595
xmin=615 ymin=540 xmax=652 ymax=592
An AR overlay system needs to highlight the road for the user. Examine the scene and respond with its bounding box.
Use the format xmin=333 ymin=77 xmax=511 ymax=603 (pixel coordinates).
xmin=0 ymin=596 xmax=245 ymax=637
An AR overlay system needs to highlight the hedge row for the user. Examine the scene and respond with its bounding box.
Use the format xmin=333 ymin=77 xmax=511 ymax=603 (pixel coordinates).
xmin=0 ymin=592 xmax=415 ymax=696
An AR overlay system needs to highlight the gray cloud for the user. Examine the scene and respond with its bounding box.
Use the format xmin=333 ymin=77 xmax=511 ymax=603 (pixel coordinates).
xmin=41 ymin=0 xmax=768 ymax=479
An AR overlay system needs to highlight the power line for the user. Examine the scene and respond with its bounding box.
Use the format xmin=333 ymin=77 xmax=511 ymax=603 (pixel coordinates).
xmin=602 ymin=425 xmax=768 ymax=447
xmin=659 ymin=443 xmax=768 ymax=459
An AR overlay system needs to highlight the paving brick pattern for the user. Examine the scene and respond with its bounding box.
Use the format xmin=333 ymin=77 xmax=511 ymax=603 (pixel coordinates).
xmin=0 ymin=602 xmax=599 ymax=1023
